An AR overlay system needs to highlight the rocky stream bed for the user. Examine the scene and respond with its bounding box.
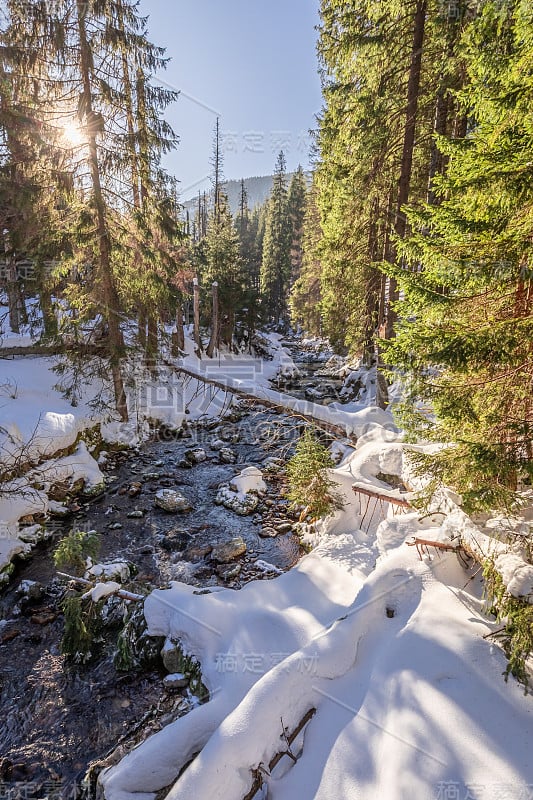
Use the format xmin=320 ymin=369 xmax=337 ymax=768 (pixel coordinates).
xmin=0 ymin=342 xmax=349 ymax=798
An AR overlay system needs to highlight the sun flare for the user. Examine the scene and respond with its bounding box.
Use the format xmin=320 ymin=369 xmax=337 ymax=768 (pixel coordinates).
xmin=61 ymin=119 xmax=85 ymax=148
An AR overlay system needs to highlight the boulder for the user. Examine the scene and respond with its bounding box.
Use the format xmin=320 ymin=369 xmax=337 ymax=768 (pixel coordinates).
xmin=163 ymin=673 xmax=189 ymax=691
xmin=184 ymin=448 xmax=207 ymax=464
xmin=211 ymin=537 xmax=247 ymax=563
xmin=154 ymin=488 xmax=192 ymax=513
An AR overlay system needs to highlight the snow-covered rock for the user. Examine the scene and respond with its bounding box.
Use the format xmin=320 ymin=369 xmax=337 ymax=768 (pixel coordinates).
xmin=215 ymin=467 xmax=266 ymax=516
xmin=215 ymin=486 xmax=259 ymax=515
xmin=87 ymin=561 xmax=131 ymax=583
xmin=155 ymin=489 xmax=192 ymax=513
xmin=229 ymin=466 xmax=266 ymax=496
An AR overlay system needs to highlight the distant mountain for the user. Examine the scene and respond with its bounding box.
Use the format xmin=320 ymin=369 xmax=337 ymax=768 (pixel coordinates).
xmin=181 ymin=174 xmax=292 ymax=217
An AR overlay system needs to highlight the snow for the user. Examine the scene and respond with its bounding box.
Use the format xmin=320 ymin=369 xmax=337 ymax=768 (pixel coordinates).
xmin=0 ymin=439 xmax=104 ymax=576
xmin=0 ymin=482 xmax=48 ymax=536
xmin=33 ymin=440 xmax=104 ymax=491
xmin=0 ymin=357 xmax=102 ymax=468
xmin=494 ymin=553 xmax=533 ymax=600
xmin=101 ymin=517 xmax=532 ymax=800
xmin=83 ymin=581 xmax=121 ymax=602
xmin=87 ymin=561 xmax=131 ymax=583
xmin=1 ymin=332 xmax=532 ymax=797
xmin=101 ymin=402 xmax=533 ymax=800
xmin=230 ymin=466 xmax=266 ymax=497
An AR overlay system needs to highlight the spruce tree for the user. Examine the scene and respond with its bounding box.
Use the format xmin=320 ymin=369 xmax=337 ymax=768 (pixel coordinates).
xmin=0 ymin=0 xmax=182 ymax=417
xmin=203 ymin=191 xmax=243 ymax=353
xmin=290 ymin=179 xmax=323 ymax=335
xmin=287 ymin=165 xmax=307 ymax=285
xmin=286 ymin=428 xmax=342 ymax=519
xmin=234 ymin=180 xmax=261 ymax=348
xmin=314 ymin=0 xmax=470 ymax=360
xmin=260 ymin=151 xmax=291 ymax=323
xmin=382 ymin=0 xmax=533 ymax=510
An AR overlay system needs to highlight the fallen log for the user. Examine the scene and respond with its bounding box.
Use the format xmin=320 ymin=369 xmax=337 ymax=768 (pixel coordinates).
xmin=352 ymin=484 xmax=412 ymax=509
xmin=57 ymin=572 xmax=145 ymax=602
xmin=0 ymin=342 xmax=108 ymax=358
xmin=243 ymin=708 xmax=316 ymax=800
xmin=166 ymin=362 xmax=358 ymax=444
xmin=406 ymin=536 xmax=471 ymax=567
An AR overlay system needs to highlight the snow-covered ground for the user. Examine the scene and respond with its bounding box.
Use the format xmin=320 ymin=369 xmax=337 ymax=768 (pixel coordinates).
xmin=1 ymin=328 xmax=532 ymax=798
xmin=100 ymin=414 xmax=532 ymax=800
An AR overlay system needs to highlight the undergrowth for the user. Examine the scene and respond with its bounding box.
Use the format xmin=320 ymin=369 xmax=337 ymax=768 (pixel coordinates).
xmin=482 ymin=559 xmax=533 ymax=693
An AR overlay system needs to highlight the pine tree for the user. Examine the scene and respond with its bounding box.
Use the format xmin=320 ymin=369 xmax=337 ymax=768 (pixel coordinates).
xmin=0 ymin=0 xmax=183 ymax=416
xmin=314 ymin=0 xmax=470 ymax=361
xmin=382 ymin=0 xmax=533 ymax=511
xmin=287 ymin=165 xmax=307 ymax=285
xmin=0 ymin=1 xmax=73 ymax=337
xmin=290 ymin=179 xmax=323 ymax=335
xmin=260 ymin=151 xmax=291 ymax=323
xmin=203 ymin=191 xmax=243 ymax=354
xmin=286 ymin=428 xmax=342 ymax=519
xmin=234 ymin=180 xmax=261 ymax=348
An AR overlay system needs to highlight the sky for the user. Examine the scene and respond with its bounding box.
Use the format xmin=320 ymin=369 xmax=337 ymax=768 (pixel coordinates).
xmin=137 ymin=0 xmax=322 ymax=200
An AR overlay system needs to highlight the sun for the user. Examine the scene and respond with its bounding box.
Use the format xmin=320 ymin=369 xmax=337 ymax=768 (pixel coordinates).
xmin=61 ymin=119 xmax=85 ymax=148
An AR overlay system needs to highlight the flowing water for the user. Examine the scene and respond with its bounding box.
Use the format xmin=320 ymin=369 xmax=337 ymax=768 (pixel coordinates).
xmin=0 ymin=404 xmax=306 ymax=797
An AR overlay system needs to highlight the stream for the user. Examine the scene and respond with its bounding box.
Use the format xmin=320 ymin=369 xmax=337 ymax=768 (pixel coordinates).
xmin=0 ymin=346 xmax=345 ymax=798
xmin=0 ymin=408 xmax=306 ymax=796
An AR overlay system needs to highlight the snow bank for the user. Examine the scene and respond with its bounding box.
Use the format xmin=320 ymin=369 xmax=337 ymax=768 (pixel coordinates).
xmin=100 ymin=534 xmax=369 ymax=799
xmin=102 ymin=524 xmax=532 ymax=800
xmin=0 ymin=357 xmax=102 ymax=468
xmin=101 ymin=400 xmax=533 ymax=800
xmin=0 ymin=439 xmax=103 ymax=576
xmin=32 ymin=440 xmax=104 ymax=491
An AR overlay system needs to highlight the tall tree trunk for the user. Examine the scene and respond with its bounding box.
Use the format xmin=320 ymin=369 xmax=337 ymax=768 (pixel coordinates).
xmin=138 ymin=307 xmax=147 ymax=349
xmin=171 ymin=298 xmax=185 ymax=356
xmin=385 ymin=0 xmax=427 ymax=340
xmin=76 ymin=0 xmax=128 ymax=421
xmin=116 ymin=0 xmax=140 ymax=209
xmin=206 ymin=281 xmax=219 ymax=358
xmin=40 ymin=287 xmax=58 ymax=339
xmin=193 ymin=276 xmax=201 ymax=356
xmin=363 ymin=198 xmax=381 ymax=365
xmin=136 ymin=66 xmax=159 ymax=363
xmin=6 ymin=256 xmax=20 ymax=334
xmin=146 ymin=314 xmax=158 ymax=372
xmin=427 ymin=88 xmax=449 ymax=205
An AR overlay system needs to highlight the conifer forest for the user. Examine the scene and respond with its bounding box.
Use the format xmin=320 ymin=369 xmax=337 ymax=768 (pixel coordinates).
xmin=0 ymin=3 xmax=531 ymax=799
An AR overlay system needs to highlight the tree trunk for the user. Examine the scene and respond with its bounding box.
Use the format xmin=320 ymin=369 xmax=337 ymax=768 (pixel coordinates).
xmin=171 ymin=299 xmax=185 ymax=356
xmin=138 ymin=307 xmax=147 ymax=349
xmin=6 ymin=257 xmax=20 ymax=334
xmin=363 ymin=197 xmax=381 ymax=365
xmin=206 ymin=281 xmax=219 ymax=358
xmin=193 ymin=276 xmax=201 ymax=356
xmin=385 ymin=0 xmax=427 ymax=340
xmin=116 ymin=0 xmax=140 ymax=209
xmin=146 ymin=313 xmax=158 ymax=369
xmin=40 ymin=288 xmax=58 ymax=339
xmin=427 ymin=88 xmax=449 ymax=205
xmin=76 ymin=0 xmax=128 ymax=421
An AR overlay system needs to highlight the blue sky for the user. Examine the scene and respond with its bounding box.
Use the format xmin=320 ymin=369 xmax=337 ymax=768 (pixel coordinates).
xmin=138 ymin=0 xmax=322 ymax=199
